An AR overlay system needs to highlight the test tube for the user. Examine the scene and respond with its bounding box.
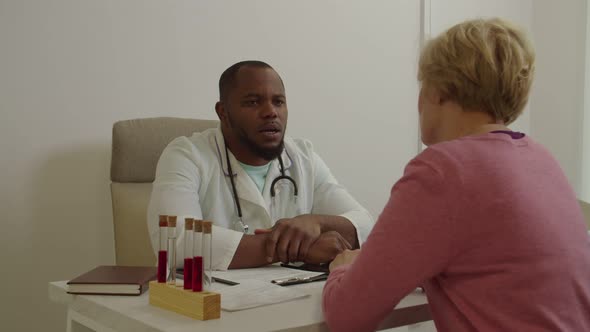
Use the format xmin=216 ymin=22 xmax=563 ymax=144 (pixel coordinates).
xmin=183 ymin=218 xmax=194 ymax=290
xmin=192 ymin=220 xmax=203 ymax=292
xmin=157 ymin=215 xmax=168 ymax=283
xmin=167 ymin=216 xmax=177 ymax=285
xmin=202 ymin=221 xmax=213 ymax=291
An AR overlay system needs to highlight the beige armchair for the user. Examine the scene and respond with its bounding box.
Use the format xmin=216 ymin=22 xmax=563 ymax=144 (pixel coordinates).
xmin=110 ymin=117 xmax=218 ymax=266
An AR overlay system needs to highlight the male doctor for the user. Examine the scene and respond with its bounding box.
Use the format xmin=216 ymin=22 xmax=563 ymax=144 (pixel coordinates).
xmin=147 ymin=61 xmax=373 ymax=270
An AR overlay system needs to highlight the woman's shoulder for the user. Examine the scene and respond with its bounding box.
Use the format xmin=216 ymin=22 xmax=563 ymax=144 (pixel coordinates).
xmin=421 ymin=133 xmax=535 ymax=165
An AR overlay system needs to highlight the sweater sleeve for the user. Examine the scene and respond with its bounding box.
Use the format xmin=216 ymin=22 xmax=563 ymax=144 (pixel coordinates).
xmin=322 ymin=154 xmax=456 ymax=332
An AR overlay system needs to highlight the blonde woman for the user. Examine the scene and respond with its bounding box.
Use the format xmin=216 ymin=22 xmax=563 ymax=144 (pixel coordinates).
xmin=323 ymin=18 xmax=590 ymax=332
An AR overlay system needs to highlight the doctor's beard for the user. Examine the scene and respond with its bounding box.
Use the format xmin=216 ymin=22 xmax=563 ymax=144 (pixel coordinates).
xmin=231 ymin=121 xmax=286 ymax=161
xmin=247 ymin=138 xmax=284 ymax=161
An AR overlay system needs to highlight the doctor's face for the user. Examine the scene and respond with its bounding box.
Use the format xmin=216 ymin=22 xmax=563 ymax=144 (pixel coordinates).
xmin=221 ymin=66 xmax=288 ymax=161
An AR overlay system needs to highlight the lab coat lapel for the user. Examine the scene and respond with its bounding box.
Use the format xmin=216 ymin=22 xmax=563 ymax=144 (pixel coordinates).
xmin=214 ymin=130 xmax=269 ymax=212
xmin=233 ymin=161 xmax=268 ymax=209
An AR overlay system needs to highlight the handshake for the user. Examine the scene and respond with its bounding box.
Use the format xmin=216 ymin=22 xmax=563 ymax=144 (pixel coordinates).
xmin=255 ymin=215 xmax=353 ymax=265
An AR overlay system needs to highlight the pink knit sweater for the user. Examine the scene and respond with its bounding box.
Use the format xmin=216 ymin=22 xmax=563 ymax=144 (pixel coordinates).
xmin=323 ymin=133 xmax=590 ymax=332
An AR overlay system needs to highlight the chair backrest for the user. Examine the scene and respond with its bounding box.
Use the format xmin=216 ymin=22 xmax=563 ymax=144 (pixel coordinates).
xmin=579 ymin=200 xmax=590 ymax=231
xmin=110 ymin=117 xmax=218 ymax=266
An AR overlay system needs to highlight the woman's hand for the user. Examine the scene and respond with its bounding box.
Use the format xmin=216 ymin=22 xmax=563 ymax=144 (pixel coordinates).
xmin=329 ymin=249 xmax=360 ymax=271
xmin=303 ymin=231 xmax=352 ymax=265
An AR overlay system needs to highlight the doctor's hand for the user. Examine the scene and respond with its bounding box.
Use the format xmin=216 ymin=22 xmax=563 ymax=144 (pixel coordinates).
xmin=304 ymin=231 xmax=352 ymax=265
xmin=329 ymin=249 xmax=360 ymax=271
xmin=258 ymin=214 xmax=322 ymax=264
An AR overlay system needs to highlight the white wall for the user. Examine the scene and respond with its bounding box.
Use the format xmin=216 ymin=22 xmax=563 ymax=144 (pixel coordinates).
xmin=0 ymin=1 xmax=421 ymax=331
xmin=530 ymin=0 xmax=587 ymax=195
xmin=583 ymin=0 xmax=590 ymax=202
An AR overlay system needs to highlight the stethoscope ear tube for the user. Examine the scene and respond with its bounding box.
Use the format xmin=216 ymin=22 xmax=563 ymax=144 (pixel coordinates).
xmin=224 ymin=143 xmax=243 ymax=220
xmin=224 ymin=142 xmax=298 ymax=233
xmin=270 ymin=175 xmax=299 ymax=197
xmin=271 ymin=156 xmax=298 ymax=197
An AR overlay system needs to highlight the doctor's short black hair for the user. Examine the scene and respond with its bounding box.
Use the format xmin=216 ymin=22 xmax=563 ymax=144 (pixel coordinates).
xmin=218 ymin=60 xmax=284 ymax=101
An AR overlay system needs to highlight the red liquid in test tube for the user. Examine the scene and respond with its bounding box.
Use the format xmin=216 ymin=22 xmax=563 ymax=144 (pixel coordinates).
xmin=184 ymin=258 xmax=193 ymax=289
xmin=192 ymin=256 xmax=203 ymax=292
xmin=183 ymin=218 xmax=194 ymax=290
xmin=192 ymin=220 xmax=203 ymax=292
xmin=157 ymin=215 xmax=168 ymax=283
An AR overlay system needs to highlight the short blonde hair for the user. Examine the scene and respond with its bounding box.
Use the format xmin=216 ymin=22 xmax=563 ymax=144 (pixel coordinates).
xmin=418 ymin=18 xmax=535 ymax=124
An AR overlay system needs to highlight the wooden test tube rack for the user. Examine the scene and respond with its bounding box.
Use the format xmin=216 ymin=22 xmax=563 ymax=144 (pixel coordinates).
xmin=149 ymin=281 xmax=221 ymax=320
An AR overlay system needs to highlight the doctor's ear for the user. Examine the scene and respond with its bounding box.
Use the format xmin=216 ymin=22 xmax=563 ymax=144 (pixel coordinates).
xmin=215 ymin=101 xmax=228 ymax=124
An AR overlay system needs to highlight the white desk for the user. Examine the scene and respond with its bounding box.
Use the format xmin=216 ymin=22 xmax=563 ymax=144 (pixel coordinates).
xmin=49 ymin=280 xmax=431 ymax=332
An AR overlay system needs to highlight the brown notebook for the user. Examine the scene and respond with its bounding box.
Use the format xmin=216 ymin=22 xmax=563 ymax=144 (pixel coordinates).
xmin=67 ymin=265 xmax=157 ymax=295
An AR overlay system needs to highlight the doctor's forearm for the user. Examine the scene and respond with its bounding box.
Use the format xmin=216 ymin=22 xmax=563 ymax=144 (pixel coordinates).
xmin=315 ymin=215 xmax=359 ymax=249
xmin=228 ymin=234 xmax=278 ymax=269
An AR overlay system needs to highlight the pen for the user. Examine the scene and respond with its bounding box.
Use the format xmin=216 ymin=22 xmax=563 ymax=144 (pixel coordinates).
xmin=212 ymin=276 xmax=239 ymax=286
xmin=271 ymin=273 xmax=328 ymax=286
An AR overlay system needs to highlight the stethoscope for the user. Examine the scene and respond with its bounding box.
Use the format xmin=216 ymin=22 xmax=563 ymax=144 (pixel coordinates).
xmin=224 ymin=143 xmax=298 ymax=234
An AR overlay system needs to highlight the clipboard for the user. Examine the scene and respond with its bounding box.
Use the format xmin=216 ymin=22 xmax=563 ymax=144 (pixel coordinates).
xmin=280 ymin=262 xmax=330 ymax=274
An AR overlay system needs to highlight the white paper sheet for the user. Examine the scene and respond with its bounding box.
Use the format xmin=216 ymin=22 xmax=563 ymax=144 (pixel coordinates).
xmin=213 ymin=265 xmax=324 ymax=284
xmin=216 ymin=279 xmax=309 ymax=311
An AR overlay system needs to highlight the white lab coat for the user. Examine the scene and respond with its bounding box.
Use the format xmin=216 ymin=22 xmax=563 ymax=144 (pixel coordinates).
xmin=147 ymin=127 xmax=374 ymax=270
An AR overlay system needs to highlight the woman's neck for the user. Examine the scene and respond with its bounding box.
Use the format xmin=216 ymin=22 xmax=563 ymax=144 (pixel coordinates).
xmin=462 ymin=123 xmax=510 ymax=136
xmin=437 ymin=105 xmax=509 ymax=143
